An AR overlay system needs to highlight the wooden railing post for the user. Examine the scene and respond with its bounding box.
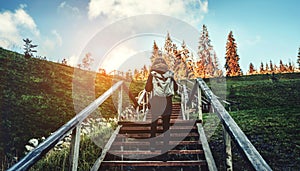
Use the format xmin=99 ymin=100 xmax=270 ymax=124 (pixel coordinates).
xmin=118 ymin=85 xmax=123 ymax=121
xmin=183 ymin=85 xmax=189 ymax=120
xmin=197 ymin=82 xmax=202 ymax=121
xmin=69 ymin=125 xmax=81 ymax=171
xmin=180 ymin=85 xmax=186 ymax=120
xmin=223 ymin=125 xmax=233 ymax=171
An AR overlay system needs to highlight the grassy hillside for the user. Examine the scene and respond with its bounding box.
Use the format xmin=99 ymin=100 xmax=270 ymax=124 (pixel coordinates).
xmin=0 ymin=48 xmax=145 ymax=169
xmin=206 ymin=73 xmax=300 ymax=170
xmin=1 ymin=47 xmax=299 ymax=170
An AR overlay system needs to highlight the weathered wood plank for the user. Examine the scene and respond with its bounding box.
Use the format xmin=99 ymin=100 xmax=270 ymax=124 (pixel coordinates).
xmin=69 ymin=125 xmax=81 ymax=171
xmin=112 ymin=140 xmax=201 ymax=146
xmin=109 ymin=150 xmax=204 ymax=155
xmin=120 ymin=126 xmax=197 ymax=132
xmin=116 ymin=132 xmax=199 ymax=139
xmin=223 ymin=125 xmax=233 ymax=171
xmin=101 ymin=160 xmax=207 ymax=167
xmin=197 ymin=123 xmax=218 ymax=171
xmin=118 ymin=120 xmax=200 ymax=126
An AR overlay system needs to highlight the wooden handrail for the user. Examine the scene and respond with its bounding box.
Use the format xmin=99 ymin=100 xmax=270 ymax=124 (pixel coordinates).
xmin=7 ymin=81 xmax=124 ymax=171
xmin=196 ymin=78 xmax=272 ymax=171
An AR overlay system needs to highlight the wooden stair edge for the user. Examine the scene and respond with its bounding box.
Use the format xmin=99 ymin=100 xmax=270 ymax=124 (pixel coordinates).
xmin=112 ymin=141 xmax=201 ymax=146
xmin=101 ymin=160 xmax=207 ymax=167
xmin=118 ymin=119 xmax=201 ymax=125
xmin=108 ymin=149 xmax=204 ymax=155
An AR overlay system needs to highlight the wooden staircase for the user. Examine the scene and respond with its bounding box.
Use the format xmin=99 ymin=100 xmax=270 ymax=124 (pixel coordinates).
xmin=99 ymin=103 xmax=209 ymax=171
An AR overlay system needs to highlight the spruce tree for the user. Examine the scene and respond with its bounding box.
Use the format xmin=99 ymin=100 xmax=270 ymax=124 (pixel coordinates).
xmin=270 ymin=60 xmax=274 ymax=72
xmin=265 ymin=63 xmax=269 ymax=73
xmin=173 ymin=40 xmax=193 ymax=79
xmin=23 ymin=38 xmax=37 ymax=59
xmin=279 ymin=60 xmax=286 ymax=72
xmin=163 ymin=32 xmax=176 ymax=70
xmin=297 ymin=47 xmax=300 ymax=69
xmin=248 ymin=63 xmax=255 ymax=75
xmin=260 ymin=62 xmax=264 ymax=74
xmin=150 ymin=41 xmax=159 ymax=63
xmin=225 ymin=31 xmax=242 ymax=76
xmin=82 ymin=52 xmax=94 ymax=70
xmin=164 ymin=32 xmax=173 ymax=54
xmin=197 ymin=25 xmax=220 ymax=78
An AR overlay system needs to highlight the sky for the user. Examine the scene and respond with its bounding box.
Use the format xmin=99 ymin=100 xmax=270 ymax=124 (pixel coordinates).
xmin=0 ymin=0 xmax=299 ymax=73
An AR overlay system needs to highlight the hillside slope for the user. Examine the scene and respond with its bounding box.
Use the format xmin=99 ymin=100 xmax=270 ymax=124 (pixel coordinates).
xmin=0 ymin=48 xmax=122 ymax=166
xmin=207 ymin=73 xmax=300 ymax=170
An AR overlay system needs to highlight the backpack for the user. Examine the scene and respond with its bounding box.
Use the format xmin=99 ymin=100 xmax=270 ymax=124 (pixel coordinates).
xmin=151 ymin=71 xmax=175 ymax=97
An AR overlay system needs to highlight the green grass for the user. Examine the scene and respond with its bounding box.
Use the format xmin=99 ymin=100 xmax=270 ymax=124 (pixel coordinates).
xmin=205 ymin=73 xmax=300 ymax=170
xmin=1 ymin=47 xmax=300 ymax=170
xmin=0 ymin=48 xmax=124 ymax=169
xmin=30 ymin=122 xmax=116 ymax=171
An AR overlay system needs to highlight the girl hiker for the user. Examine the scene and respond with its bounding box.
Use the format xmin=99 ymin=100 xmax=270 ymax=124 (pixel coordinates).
xmin=145 ymin=57 xmax=178 ymax=159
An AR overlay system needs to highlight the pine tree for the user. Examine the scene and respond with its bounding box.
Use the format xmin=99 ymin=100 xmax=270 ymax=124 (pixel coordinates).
xmin=23 ymin=38 xmax=37 ymax=59
xmin=248 ymin=63 xmax=255 ymax=75
xmin=279 ymin=60 xmax=286 ymax=72
xmin=142 ymin=65 xmax=149 ymax=80
xmin=82 ymin=52 xmax=94 ymax=70
xmin=150 ymin=41 xmax=159 ymax=63
xmin=260 ymin=62 xmax=264 ymax=74
xmin=270 ymin=60 xmax=274 ymax=72
xmin=173 ymin=40 xmax=193 ymax=79
xmin=197 ymin=25 xmax=220 ymax=78
xmin=133 ymin=69 xmax=139 ymax=80
xmin=297 ymin=47 xmax=300 ymax=69
xmin=62 ymin=58 xmax=67 ymax=65
xmin=163 ymin=32 xmax=176 ymax=71
xmin=164 ymin=32 xmax=173 ymax=54
xmin=125 ymin=70 xmax=131 ymax=80
xmin=288 ymin=62 xmax=293 ymax=72
xmin=265 ymin=63 xmax=269 ymax=73
xmin=225 ymin=31 xmax=242 ymax=76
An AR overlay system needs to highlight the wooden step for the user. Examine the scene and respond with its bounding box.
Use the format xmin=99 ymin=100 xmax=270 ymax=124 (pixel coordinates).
xmin=119 ymin=126 xmax=197 ymax=134
xmin=108 ymin=149 xmax=204 ymax=155
xmin=101 ymin=160 xmax=207 ymax=167
xmin=111 ymin=140 xmax=201 ymax=147
xmin=118 ymin=120 xmax=201 ymax=126
xmin=110 ymin=140 xmax=202 ymax=151
xmin=116 ymin=132 xmax=199 ymax=139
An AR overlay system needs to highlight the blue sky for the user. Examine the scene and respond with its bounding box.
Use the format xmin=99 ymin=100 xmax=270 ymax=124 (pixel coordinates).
xmin=0 ymin=0 xmax=299 ymax=73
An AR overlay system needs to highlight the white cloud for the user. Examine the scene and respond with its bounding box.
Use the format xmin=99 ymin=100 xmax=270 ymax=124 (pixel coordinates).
xmin=67 ymin=55 xmax=80 ymax=67
xmin=246 ymin=35 xmax=261 ymax=46
xmin=40 ymin=30 xmax=63 ymax=55
xmin=14 ymin=7 xmax=39 ymax=36
xmin=199 ymin=0 xmax=208 ymax=13
xmin=100 ymin=46 xmax=137 ymax=73
xmin=87 ymin=0 xmax=208 ymax=25
xmin=0 ymin=4 xmax=39 ymax=50
xmin=58 ymin=1 xmax=81 ymax=18
xmin=52 ymin=30 xmax=62 ymax=46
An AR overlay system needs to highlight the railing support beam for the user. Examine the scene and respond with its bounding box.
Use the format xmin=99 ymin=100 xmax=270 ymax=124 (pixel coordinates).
xmin=69 ymin=125 xmax=81 ymax=171
xmin=223 ymin=125 xmax=233 ymax=171
xmin=118 ymin=85 xmax=123 ymax=121
xmin=197 ymin=82 xmax=202 ymax=121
